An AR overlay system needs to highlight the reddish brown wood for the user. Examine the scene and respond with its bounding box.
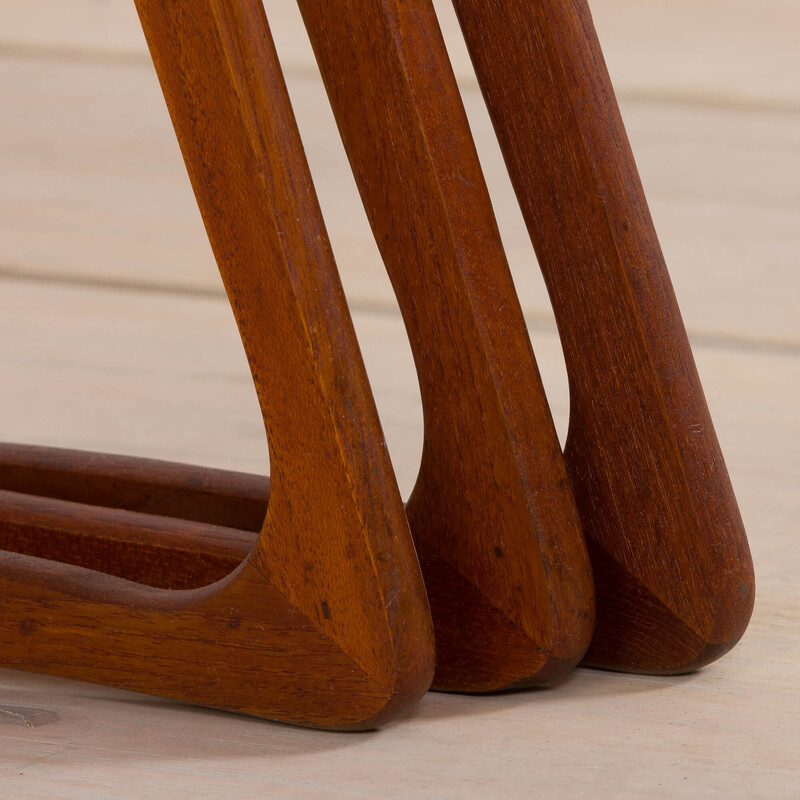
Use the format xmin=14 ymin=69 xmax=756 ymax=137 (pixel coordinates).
xmin=0 ymin=443 xmax=267 ymax=531
xmin=0 ymin=488 xmax=254 ymax=590
xmin=451 ymin=0 xmax=755 ymax=672
xmin=0 ymin=445 xmax=259 ymax=588
xmin=0 ymin=0 xmax=434 ymax=729
xmin=296 ymin=0 xmax=594 ymax=690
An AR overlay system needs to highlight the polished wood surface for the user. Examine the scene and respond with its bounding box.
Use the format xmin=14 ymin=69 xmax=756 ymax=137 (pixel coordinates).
xmin=451 ymin=0 xmax=755 ymax=672
xmin=0 ymin=0 xmax=755 ymax=692
xmin=0 ymin=0 xmax=434 ymax=730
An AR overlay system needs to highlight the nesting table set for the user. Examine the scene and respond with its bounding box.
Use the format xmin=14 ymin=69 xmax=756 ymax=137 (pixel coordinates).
xmin=0 ymin=0 xmax=754 ymax=730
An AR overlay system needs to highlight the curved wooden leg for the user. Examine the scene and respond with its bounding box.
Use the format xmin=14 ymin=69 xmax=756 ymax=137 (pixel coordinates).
xmin=296 ymin=0 xmax=595 ymax=691
xmin=0 ymin=0 xmax=433 ymax=729
xmin=452 ymin=0 xmax=755 ymax=673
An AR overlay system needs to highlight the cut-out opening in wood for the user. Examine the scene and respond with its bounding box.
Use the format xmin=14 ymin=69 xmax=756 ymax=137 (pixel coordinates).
xmin=273 ymin=43 xmax=426 ymax=501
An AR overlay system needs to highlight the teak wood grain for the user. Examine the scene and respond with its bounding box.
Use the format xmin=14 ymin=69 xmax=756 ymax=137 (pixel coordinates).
xmin=450 ymin=0 xmax=755 ymax=672
xmin=296 ymin=0 xmax=594 ymax=691
xmin=0 ymin=445 xmax=260 ymax=589
xmin=0 ymin=0 xmax=434 ymax=729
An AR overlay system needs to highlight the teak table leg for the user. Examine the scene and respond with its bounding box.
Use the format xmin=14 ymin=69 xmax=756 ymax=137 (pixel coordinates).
xmin=451 ymin=0 xmax=755 ymax=672
xmin=297 ymin=0 xmax=595 ymax=690
xmin=0 ymin=0 xmax=433 ymax=729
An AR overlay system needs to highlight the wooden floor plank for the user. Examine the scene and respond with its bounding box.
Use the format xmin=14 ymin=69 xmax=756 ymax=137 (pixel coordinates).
xmin=2 ymin=54 xmax=799 ymax=346
xmin=2 ymin=1 xmax=799 ymax=108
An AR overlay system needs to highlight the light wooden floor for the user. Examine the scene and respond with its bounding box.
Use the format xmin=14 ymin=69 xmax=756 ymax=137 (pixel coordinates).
xmin=1 ymin=2 xmax=798 ymax=797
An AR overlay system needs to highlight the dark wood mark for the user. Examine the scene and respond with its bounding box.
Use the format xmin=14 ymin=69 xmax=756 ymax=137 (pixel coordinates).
xmin=0 ymin=0 xmax=433 ymax=729
xmin=451 ymin=0 xmax=755 ymax=672
xmin=0 ymin=705 xmax=60 ymax=727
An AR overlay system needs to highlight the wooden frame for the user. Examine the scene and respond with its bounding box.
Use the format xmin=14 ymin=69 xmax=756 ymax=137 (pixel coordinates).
xmin=296 ymin=0 xmax=595 ymax=690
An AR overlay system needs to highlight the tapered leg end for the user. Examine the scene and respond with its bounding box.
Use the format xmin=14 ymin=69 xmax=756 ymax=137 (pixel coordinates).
xmin=582 ymin=538 xmax=755 ymax=674
xmin=418 ymin=545 xmax=592 ymax=692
